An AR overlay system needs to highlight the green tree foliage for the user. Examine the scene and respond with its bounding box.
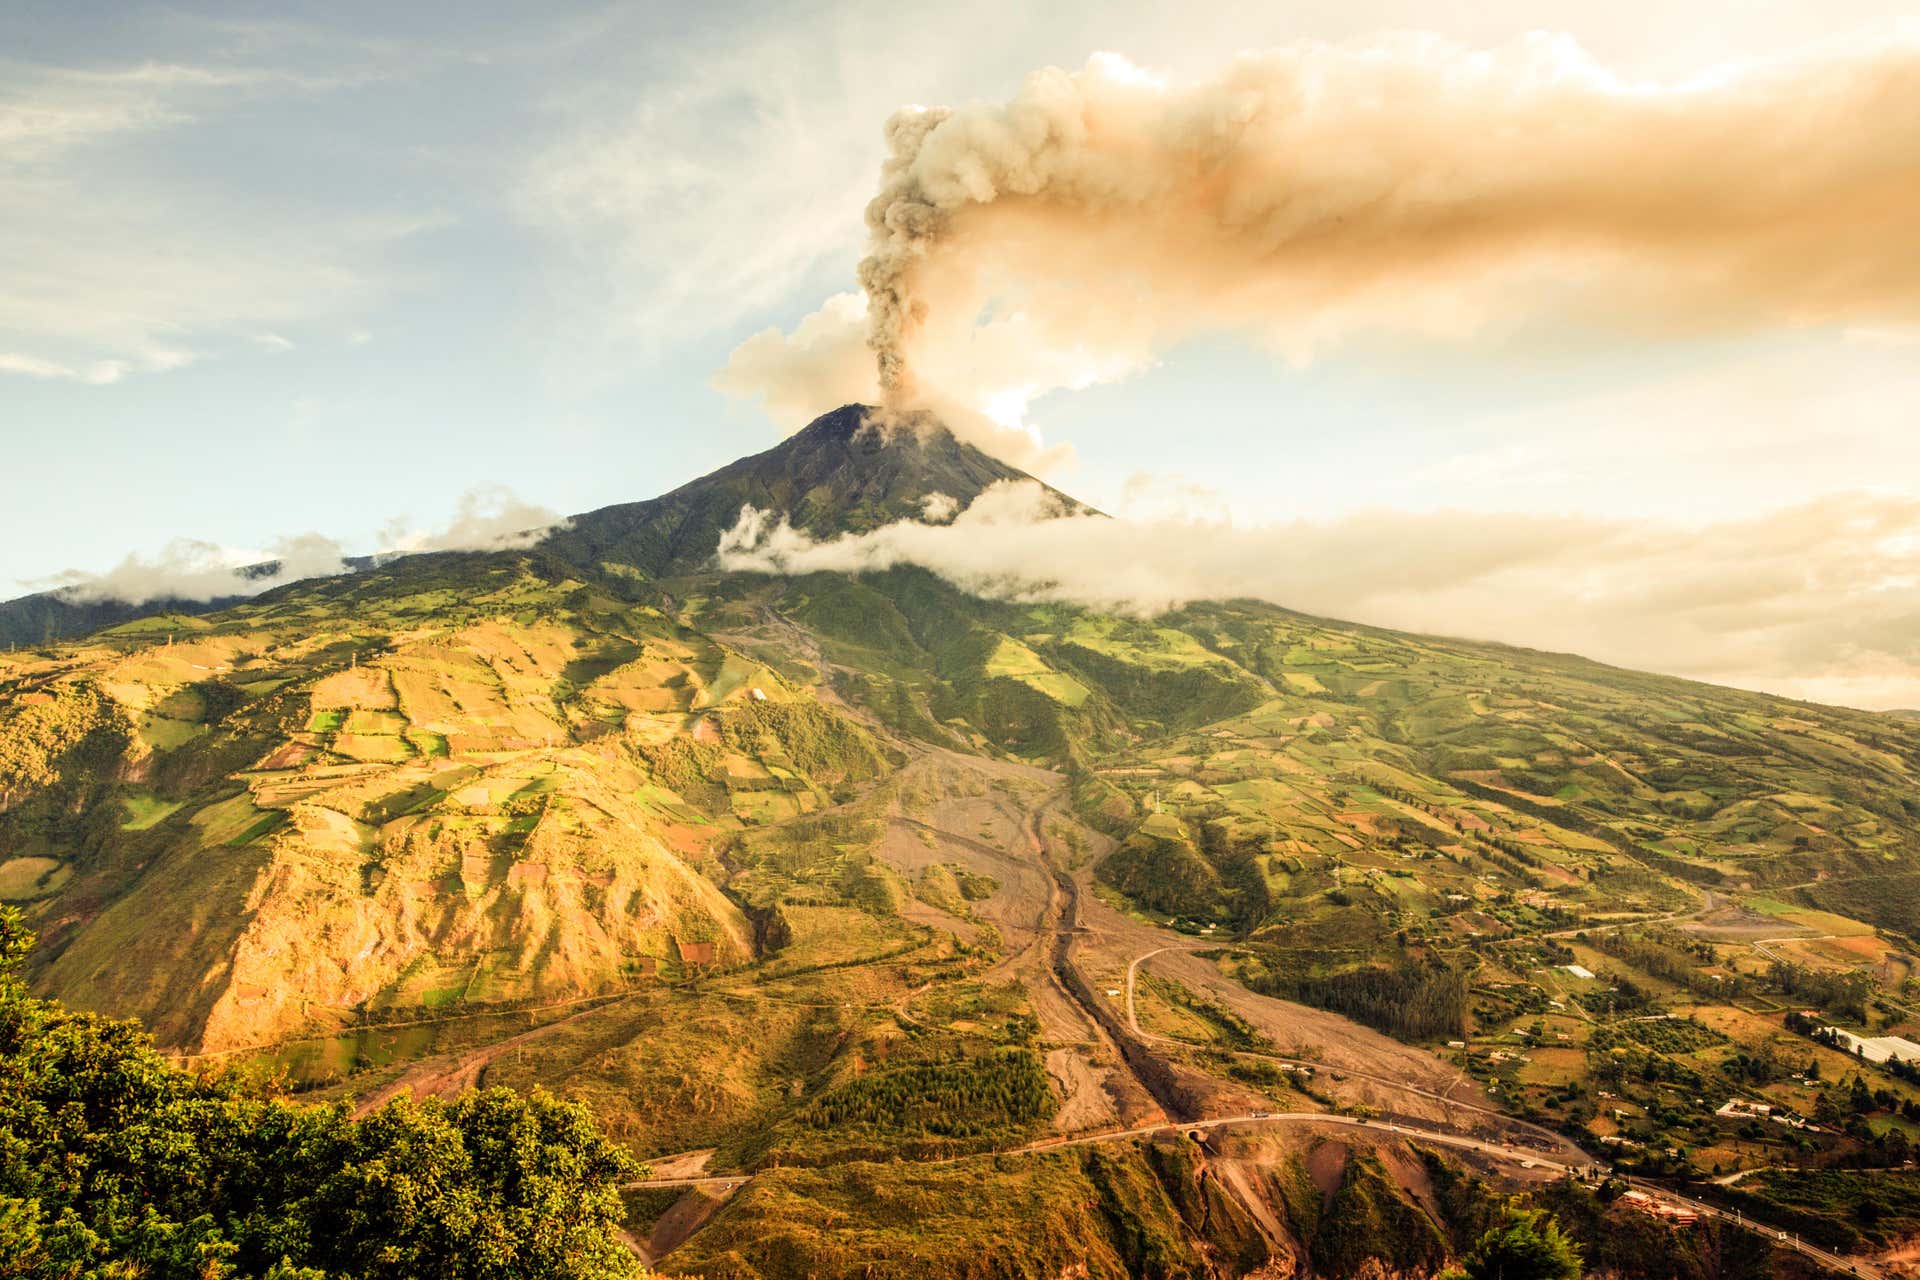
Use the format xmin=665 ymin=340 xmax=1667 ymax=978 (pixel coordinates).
xmin=1588 ymin=929 xmax=1731 ymax=999
xmin=1767 ymin=960 xmax=1873 ymax=1022
xmin=800 ymin=1048 xmax=1054 ymax=1139
xmin=0 ymin=907 xmax=639 ymax=1280
xmin=1097 ymin=831 xmax=1226 ymax=920
xmin=1309 ymin=1153 xmax=1449 ymax=1277
xmin=716 ymin=699 xmax=892 ymax=782
xmin=1251 ymin=954 xmax=1470 ymax=1041
xmin=0 ymin=682 xmax=130 ymax=856
xmin=1448 ymin=1203 xmax=1583 ymax=1280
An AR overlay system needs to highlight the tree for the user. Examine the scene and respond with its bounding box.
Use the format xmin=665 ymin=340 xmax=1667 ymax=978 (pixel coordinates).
xmin=0 ymin=905 xmax=641 ymax=1279
xmin=1446 ymin=1203 xmax=1583 ymax=1280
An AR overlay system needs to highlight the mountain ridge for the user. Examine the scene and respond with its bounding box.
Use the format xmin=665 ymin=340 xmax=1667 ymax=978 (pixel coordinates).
xmin=0 ymin=405 xmax=1064 ymax=647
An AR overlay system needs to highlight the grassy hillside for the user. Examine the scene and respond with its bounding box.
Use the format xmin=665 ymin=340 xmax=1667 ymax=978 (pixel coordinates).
xmin=4 ymin=416 xmax=1919 ymax=1275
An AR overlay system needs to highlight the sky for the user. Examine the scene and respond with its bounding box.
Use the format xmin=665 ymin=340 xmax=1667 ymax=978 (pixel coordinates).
xmin=3 ymin=0 xmax=1918 ymax=708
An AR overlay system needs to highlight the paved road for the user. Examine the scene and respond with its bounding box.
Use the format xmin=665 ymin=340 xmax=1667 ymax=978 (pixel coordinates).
xmin=1620 ymin=1177 xmax=1881 ymax=1279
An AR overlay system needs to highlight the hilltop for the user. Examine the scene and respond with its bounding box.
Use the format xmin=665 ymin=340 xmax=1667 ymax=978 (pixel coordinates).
xmin=1 ymin=404 xmax=1917 ymax=1277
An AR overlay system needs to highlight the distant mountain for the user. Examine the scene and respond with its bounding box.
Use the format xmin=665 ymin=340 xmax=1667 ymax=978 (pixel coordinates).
xmin=0 ymin=556 xmax=378 ymax=649
xmin=0 ymin=589 xmax=246 ymax=649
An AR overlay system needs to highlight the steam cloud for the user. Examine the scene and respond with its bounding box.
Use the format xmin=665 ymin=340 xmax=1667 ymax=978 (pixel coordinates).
xmin=724 ymin=31 xmax=1920 ymax=441
xmin=717 ymin=483 xmax=1920 ymax=710
xmin=42 ymin=487 xmax=566 ymax=606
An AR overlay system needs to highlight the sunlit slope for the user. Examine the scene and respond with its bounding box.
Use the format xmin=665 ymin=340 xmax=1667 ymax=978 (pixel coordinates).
xmin=0 ymin=555 xmax=891 ymax=1052
xmin=6 ymin=533 xmax=1919 ymax=1057
xmin=1060 ymin=599 xmax=1920 ymax=939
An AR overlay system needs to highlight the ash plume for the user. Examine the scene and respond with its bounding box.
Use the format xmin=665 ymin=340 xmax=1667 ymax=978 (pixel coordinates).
xmin=745 ymin=30 xmax=1920 ymax=434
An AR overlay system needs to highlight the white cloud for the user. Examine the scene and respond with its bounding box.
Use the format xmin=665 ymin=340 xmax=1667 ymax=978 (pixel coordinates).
xmin=710 ymin=288 xmax=1097 ymax=470
xmin=40 ymin=488 xmax=567 ymax=606
xmin=717 ymin=482 xmax=1920 ymax=709
xmin=377 ymin=486 xmax=568 ymax=555
xmin=0 ymin=352 xmax=142 ymax=384
xmin=44 ymin=535 xmax=350 ymax=606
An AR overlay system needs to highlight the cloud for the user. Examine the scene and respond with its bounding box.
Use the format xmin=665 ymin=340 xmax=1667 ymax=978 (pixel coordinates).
xmin=517 ymin=31 xmax=881 ymax=355
xmin=376 ymin=486 xmax=569 ymax=555
xmin=0 ymin=351 xmax=151 ymax=384
xmin=709 ymin=290 xmax=1084 ymax=470
xmin=41 ymin=488 xmax=568 ymax=606
xmin=712 ymin=292 xmax=879 ymax=428
xmin=726 ymin=29 xmax=1920 ymax=451
xmin=716 ymin=482 xmax=1920 ymax=710
xmin=0 ymin=61 xmax=297 ymax=160
xmin=45 ymin=535 xmax=351 ymax=607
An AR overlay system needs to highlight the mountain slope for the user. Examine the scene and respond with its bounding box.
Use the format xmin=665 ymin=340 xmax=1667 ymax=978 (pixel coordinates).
xmin=0 ymin=555 xmax=380 ymax=649
xmin=3 ymin=406 xmax=1919 ymax=1277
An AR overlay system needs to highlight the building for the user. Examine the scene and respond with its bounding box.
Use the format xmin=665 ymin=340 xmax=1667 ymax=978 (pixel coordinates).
xmin=1716 ymin=1098 xmax=1813 ymax=1130
xmin=1563 ymin=964 xmax=1596 ymax=980
xmin=1820 ymin=1027 xmax=1920 ymax=1064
